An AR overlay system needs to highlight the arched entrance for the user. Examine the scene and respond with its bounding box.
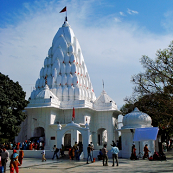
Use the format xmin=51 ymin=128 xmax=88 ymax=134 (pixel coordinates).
xmin=34 ymin=127 xmax=45 ymax=137
xmin=32 ymin=127 xmax=45 ymax=144
xmin=57 ymin=122 xmax=90 ymax=158
xmin=97 ymin=128 xmax=107 ymax=146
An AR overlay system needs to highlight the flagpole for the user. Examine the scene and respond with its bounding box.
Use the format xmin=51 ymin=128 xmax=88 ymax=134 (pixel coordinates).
xmin=59 ymin=6 xmax=67 ymax=21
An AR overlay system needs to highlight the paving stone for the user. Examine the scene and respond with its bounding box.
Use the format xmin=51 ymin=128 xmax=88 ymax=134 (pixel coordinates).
xmin=6 ymin=150 xmax=173 ymax=173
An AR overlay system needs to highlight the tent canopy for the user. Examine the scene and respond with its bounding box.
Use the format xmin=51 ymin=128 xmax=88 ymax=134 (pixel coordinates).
xmin=133 ymin=127 xmax=159 ymax=141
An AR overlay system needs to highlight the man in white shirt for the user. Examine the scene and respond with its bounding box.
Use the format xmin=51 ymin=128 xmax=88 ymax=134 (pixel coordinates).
xmin=90 ymin=142 xmax=94 ymax=157
xmin=1 ymin=147 xmax=9 ymax=172
xmin=111 ymin=144 xmax=119 ymax=166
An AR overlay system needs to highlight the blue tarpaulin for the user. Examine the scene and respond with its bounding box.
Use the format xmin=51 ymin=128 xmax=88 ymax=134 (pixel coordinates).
xmin=133 ymin=127 xmax=159 ymax=141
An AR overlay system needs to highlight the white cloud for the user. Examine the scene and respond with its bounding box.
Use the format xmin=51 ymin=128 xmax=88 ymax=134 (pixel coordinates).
xmin=114 ymin=17 xmax=121 ymax=22
xmin=120 ymin=12 xmax=125 ymax=16
xmin=161 ymin=10 xmax=173 ymax=32
xmin=0 ymin=1 xmax=172 ymax=108
xmin=127 ymin=8 xmax=139 ymax=15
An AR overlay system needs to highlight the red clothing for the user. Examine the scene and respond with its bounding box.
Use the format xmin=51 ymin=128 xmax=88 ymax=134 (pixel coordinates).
xmin=16 ymin=143 xmax=20 ymax=150
xmin=10 ymin=162 xmax=19 ymax=173
xmin=34 ymin=144 xmax=38 ymax=150
xmin=29 ymin=143 xmax=33 ymax=150
xmin=143 ymin=146 xmax=150 ymax=158
xmin=132 ymin=147 xmax=136 ymax=156
xmin=18 ymin=150 xmax=24 ymax=165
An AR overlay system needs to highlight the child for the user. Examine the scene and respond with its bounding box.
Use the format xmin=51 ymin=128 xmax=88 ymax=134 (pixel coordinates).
xmin=41 ymin=150 xmax=46 ymax=162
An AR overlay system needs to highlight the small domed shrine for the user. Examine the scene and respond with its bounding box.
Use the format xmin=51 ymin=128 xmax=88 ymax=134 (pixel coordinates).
xmin=122 ymin=107 xmax=152 ymax=129
xmin=16 ymin=19 xmax=121 ymax=158
xmin=120 ymin=108 xmax=158 ymax=158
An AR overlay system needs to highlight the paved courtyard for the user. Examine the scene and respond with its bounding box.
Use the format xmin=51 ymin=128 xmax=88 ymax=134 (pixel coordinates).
xmin=6 ymin=150 xmax=173 ymax=173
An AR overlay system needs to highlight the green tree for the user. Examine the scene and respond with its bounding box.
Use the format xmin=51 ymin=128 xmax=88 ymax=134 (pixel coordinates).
xmin=0 ymin=73 xmax=29 ymax=142
xmin=121 ymin=41 xmax=173 ymax=136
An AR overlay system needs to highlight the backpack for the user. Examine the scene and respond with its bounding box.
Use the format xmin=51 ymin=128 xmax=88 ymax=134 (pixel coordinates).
xmin=55 ymin=148 xmax=59 ymax=152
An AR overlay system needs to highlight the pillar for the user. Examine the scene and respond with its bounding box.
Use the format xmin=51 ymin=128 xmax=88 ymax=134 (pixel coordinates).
xmin=57 ymin=124 xmax=63 ymax=149
xmin=71 ymin=129 xmax=78 ymax=146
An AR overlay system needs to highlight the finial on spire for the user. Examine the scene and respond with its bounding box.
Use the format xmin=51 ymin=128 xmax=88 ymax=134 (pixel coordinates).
xmin=102 ymin=79 xmax=104 ymax=90
xmin=60 ymin=6 xmax=67 ymax=22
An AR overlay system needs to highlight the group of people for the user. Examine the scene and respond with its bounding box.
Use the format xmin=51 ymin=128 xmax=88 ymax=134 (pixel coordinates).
xmin=51 ymin=144 xmax=65 ymax=160
xmin=68 ymin=142 xmax=83 ymax=160
xmin=88 ymin=141 xmax=120 ymax=167
xmin=1 ymin=140 xmax=169 ymax=173
xmin=0 ymin=147 xmax=24 ymax=173
xmin=130 ymin=143 xmax=152 ymax=160
xmin=130 ymin=143 xmax=167 ymax=161
xmin=1 ymin=140 xmax=45 ymax=151
xmin=100 ymin=141 xmax=119 ymax=167
xmin=42 ymin=142 xmax=84 ymax=162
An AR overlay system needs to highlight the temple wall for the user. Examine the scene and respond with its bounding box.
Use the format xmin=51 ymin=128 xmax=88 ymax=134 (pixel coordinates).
xmin=90 ymin=111 xmax=118 ymax=150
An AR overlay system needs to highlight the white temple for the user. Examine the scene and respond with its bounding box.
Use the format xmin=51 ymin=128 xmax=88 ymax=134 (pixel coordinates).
xmin=16 ymin=20 xmax=121 ymax=158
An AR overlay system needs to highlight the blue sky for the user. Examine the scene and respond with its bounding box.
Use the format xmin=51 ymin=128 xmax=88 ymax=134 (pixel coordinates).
xmin=1 ymin=0 xmax=173 ymax=33
xmin=0 ymin=0 xmax=173 ymax=108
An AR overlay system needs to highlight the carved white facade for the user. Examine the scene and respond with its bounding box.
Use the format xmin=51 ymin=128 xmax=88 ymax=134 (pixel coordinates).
xmin=16 ymin=20 xmax=121 ymax=158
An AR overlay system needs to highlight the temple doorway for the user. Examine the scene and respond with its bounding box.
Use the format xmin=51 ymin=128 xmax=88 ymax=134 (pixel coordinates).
xmin=97 ymin=128 xmax=107 ymax=146
xmin=63 ymin=130 xmax=83 ymax=148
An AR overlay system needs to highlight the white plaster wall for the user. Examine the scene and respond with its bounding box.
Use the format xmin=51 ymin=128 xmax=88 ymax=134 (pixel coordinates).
xmin=91 ymin=111 xmax=117 ymax=150
xmin=121 ymin=130 xmax=134 ymax=158
xmin=50 ymin=109 xmax=57 ymax=124
xmin=54 ymin=108 xmax=92 ymax=125
xmin=15 ymin=116 xmax=28 ymax=142
xmin=47 ymin=125 xmax=57 ymax=149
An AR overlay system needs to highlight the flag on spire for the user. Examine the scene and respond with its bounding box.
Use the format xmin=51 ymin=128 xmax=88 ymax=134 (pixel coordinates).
xmin=72 ymin=107 xmax=75 ymax=121
xmin=60 ymin=6 xmax=66 ymax=13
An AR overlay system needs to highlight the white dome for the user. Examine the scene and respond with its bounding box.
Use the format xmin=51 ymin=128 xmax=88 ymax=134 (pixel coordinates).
xmin=36 ymin=85 xmax=58 ymax=100
xmin=122 ymin=107 xmax=152 ymax=129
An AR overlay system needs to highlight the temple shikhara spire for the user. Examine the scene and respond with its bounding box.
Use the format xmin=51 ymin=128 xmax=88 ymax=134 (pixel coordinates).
xmin=30 ymin=19 xmax=96 ymax=105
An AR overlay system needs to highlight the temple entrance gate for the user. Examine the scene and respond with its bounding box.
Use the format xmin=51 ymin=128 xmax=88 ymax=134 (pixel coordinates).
xmin=57 ymin=121 xmax=90 ymax=158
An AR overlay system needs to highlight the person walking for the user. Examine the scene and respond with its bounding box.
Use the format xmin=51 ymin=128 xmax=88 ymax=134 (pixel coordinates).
xmin=52 ymin=145 xmax=59 ymax=160
xmin=130 ymin=144 xmax=137 ymax=160
xmin=90 ymin=142 xmax=94 ymax=158
xmin=41 ymin=150 xmax=46 ymax=162
xmin=143 ymin=144 xmax=150 ymax=159
xmin=18 ymin=148 xmax=24 ymax=165
xmin=111 ymin=144 xmax=119 ymax=166
xmin=86 ymin=144 xmax=93 ymax=164
xmin=1 ymin=147 xmax=9 ymax=172
xmin=102 ymin=144 xmax=108 ymax=166
xmin=10 ymin=149 xmax=21 ymax=173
